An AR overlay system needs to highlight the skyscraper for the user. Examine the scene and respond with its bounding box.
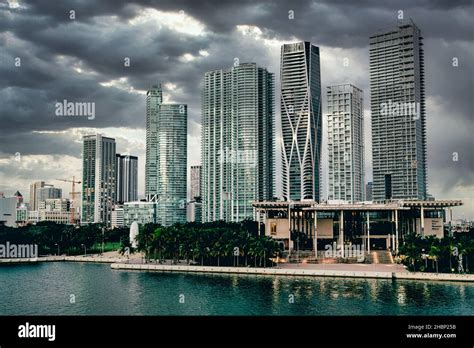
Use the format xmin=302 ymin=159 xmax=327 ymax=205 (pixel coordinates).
xmin=327 ymin=84 xmax=365 ymax=203
xmin=116 ymin=154 xmax=138 ymax=203
xmin=81 ymin=134 xmax=116 ymax=224
xmin=188 ymin=165 xmax=202 ymax=223
xmin=29 ymin=181 xmax=45 ymax=211
xmin=370 ymin=21 xmax=427 ymax=201
xmin=201 ymin=63 xmax=274 ymax=222
xmin=145 ymin=85 xmax=187 ymax=225
xmin=190 ymin=165 xmax=202 ymax=201
xmin=280 ymin=42 xmax=322 ymax=201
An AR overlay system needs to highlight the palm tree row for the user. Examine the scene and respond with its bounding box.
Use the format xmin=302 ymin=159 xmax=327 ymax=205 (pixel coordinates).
xmin=398 ymin=233 xmax=474 ymax=273
xmin=131 ymin=220 xmax=281 ymax=268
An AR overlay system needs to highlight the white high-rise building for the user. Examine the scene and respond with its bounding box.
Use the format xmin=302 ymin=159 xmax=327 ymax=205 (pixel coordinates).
xmin=327 ymin=84 xmax=365 ymax=203
xmin=280 ymin=42 xmax=322 ymax=201
xmin=81 ymin=134 xmax=116 ymax=224
xmin=201 ymin=63 xmax=275 ymax=222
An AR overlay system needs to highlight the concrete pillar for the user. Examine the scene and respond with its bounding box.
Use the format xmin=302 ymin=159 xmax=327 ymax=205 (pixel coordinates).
xmin=257 ymin=209 xmax=261 ymax=235
xmin=395 ymin=209 xmax=399 ymax=253
xmin=366 ymin=211 xmax=370 ymax=254
xmin=313 ymin=210 xmax=318 ymax=257
xmin=420 ymin=206 xmax=425 ymax=237
xmin=340 ymin=210 xmax=344 ymax=258
xmin=288 ymin=204 xmax=291 ymax=251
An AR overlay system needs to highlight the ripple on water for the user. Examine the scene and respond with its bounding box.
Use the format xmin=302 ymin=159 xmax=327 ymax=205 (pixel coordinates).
xmin=0 ymin=263 xmax=473 ymax=315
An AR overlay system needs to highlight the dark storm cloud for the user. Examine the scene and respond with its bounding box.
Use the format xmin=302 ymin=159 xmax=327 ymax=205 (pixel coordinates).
xmin=0 ymin=0 xmax=472 ymax=213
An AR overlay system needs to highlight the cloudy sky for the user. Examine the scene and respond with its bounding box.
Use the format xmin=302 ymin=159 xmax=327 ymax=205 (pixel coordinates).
xmin=0 ymin=0 xmax=472 ymax=218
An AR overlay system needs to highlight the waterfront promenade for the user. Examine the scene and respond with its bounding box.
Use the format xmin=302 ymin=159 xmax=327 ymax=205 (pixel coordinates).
xmin=1 ymin=253 xmax=473 ymax=282
xmin=110 ymin=261 xmax=474 ymax=283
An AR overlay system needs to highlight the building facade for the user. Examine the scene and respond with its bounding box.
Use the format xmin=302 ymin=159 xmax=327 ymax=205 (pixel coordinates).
xmin=29 ymin=181 xmax=45 ymax=211
xmin=327 ymin=84 xmax=365 ymax=203
xmin=81 ymin=134 xmax=116 ymax=224
xmin=0 ymin=191 xmax=23 ymax=227
xmin=366 ymin=182 xmax=373 ymax=201
xmin=37 ymin=186 xmax=62 ymax=204
xmin=145 ymin=85 xmax=187 ymax=226
xmin=123 ymin=201 xmax=158 ymax=227
xmin=111 ymin=205 xmax=124 ymax=229
xmin=190 ymin=165 xmax=202 ymax=201
xmin=38 ymin=198 xmax=77 ymax=224
xmin=201 ymin=63 xmax=274 ymax=222
xmin=116 ymin=154 xmax=138 ymax=203
xmin=370 ymin=22 xmax=427 ymax=201
xmin=280 ymin=42 xmax=322 ymax=202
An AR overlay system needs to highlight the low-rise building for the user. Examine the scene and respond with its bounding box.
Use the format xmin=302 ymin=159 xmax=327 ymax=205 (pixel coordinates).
xmin=123 ymin=201 xmax=158 ymax=227
xmin=111 ymin=206 xmax=124 ymax=229
xmin=254 ymin=199 xmax=463 ymax=255
xmin=0 ymin=191 xmax=24 ymax=227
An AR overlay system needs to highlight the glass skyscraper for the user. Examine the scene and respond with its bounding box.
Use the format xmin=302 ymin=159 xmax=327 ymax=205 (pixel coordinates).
xmin=201 ymin=63 xmax=274 ymax=222
xmin=82 ymin=134 xmax=116 ymax=224
xmin=145 ymin=85 xmax=187 ymax=226
xmin=116 ymin=154 xmax=138 ymax=203
xmin=370 ymin=22 xmax=427 ymax=201
xmin=280 ymin=42 xmax=322 ymax=202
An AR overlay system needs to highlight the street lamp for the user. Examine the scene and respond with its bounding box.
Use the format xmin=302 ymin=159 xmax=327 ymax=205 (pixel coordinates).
xmin=54 ymin=243 xmax=60 ymax=256
xmin=81 ymin=244 xmax=87 ymax=256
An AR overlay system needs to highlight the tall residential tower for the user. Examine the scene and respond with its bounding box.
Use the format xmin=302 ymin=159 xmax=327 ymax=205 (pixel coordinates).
xmin=145 ymin=85 xmax=187 ymax=225
xmin=327 ymin=84 xmax=365 ymax=203
xmin=280 ymin=42 xmax=322 ymax=201
xmin=370 ymin=22 xmax=427 ymax=201
xmin=81 ymin=134 xmax=116 ymax=224
xmin=201 ymin=63 xmax=274 ymax=222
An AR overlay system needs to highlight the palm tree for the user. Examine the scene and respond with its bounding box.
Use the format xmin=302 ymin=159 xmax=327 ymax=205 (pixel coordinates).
xmin=457 ymin=235 xmax=472 ymax=273
xmin=428 ymin=243 xmax=441 ymax=273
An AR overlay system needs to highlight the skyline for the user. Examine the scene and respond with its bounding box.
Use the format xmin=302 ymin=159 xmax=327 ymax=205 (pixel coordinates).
xmin=0 ymin=0 xmax=473 ymax=219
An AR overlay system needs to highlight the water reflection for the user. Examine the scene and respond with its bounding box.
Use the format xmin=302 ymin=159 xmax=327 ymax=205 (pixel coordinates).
xmin=0 ymin=263 xmax=473 ymax=316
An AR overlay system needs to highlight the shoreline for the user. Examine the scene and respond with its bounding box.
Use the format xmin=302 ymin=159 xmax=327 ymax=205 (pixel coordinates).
xmin=1 ymin=256 xmax=473 ymax=282
xmin=110 ymin=262 xmax=474 ymax=283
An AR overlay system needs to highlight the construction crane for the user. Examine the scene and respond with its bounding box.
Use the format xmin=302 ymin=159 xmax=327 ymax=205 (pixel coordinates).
xmin=56 ymin=176 xmax=81 ymax=225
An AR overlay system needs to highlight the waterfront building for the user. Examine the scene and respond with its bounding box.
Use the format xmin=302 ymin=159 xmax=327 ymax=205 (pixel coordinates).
xmin=81 ymin=134 xmax=116 ymax=225
xmin=201 ymin=63 xmax=274 ymax=222
xmin=370 ymin=21 xmax=427 ymax=201
xmin=327 ymin=84 xmax=364 ymax=203
xmin=116 ymin=154 xmax=138 ymax=203
xmin=253 ymin=199 xmax=463 ymax=254
xmin=145 ymin=85 xmax=187 ymax=226
xmin=280 ymin=41 xmax=322 ymax=202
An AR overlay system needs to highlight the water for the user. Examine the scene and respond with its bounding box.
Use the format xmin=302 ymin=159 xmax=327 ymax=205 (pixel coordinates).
xmin=0 ymin=262 xmax=473 ymax=315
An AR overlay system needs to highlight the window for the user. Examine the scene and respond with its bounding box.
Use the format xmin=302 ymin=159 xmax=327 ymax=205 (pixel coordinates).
xmin=270 ymin=222 xmax=277 ymax=235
